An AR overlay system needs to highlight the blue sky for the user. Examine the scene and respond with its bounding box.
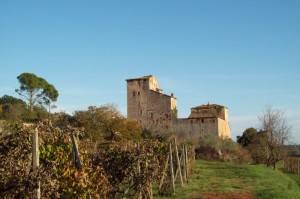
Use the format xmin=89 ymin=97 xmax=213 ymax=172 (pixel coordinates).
xmin=1 ymin=1 xmax=299 ymax=143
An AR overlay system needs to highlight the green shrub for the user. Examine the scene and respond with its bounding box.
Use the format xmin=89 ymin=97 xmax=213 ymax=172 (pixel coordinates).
xmin=196 ymin=134 xmax=251 ymax=163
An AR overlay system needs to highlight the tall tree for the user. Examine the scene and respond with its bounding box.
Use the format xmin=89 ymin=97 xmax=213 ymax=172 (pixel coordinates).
xmin=258 ymin=106 xmax=291 ymax=169
xmin=237 ymin=128 xmax=268 ymax=164
xmin=237 ymin=127 xmax=258 ymax=147
xmin=15 ymin=73 xmax=58 ymax=112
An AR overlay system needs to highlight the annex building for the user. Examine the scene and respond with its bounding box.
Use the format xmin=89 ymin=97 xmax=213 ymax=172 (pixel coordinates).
xmin=126 ymin=75 xmax=231 ymax=140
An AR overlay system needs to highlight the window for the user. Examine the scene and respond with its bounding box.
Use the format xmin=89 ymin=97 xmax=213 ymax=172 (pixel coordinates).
xmin=133 ymin=91 xmax=136 ymax=97
xmin=137 ymin=91 xmax=140 ymax=95
xmin=202 ymin=119 xmax=204 ymax=123
xmin=148 ymin=112 xmax=153 ymax=118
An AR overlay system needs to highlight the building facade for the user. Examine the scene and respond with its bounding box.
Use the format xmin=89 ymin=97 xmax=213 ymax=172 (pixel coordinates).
xmin=126 ymin=75 xmax=231 ymax=139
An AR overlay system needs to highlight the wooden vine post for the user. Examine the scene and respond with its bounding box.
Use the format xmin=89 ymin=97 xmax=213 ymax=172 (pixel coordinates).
xmin=185 ymin=145 xmax=189 ymax=180
xmin=182 ymin=145 xmax=187 ymax=182
xmin=297 ymin=157 xmax=300 ymax=175
xmin=137 ymin=142 xmax=142 ymax=199
xmin=173 ymin=137 xmax=183 ymax=186
xmin=71 ymin=133 xmax=91 ymax=199
xmin=32 ymin=128 xmax=40 ymax=199
xmin=71 ymin=133 xmax=82 ymax=170
xmin=169 ymin=143 xmax=175 ymax=194
xmin=159 ymin=155 xmax=169 ymax=192
xmin=289 ymin=157 xmax=292 ymax=172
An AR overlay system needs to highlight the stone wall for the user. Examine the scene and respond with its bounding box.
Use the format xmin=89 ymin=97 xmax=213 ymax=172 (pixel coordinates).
xmin=126 ymin=75 xmax=231 ymax=139
xmin=127 ymin=76 xmax=177 ymax=133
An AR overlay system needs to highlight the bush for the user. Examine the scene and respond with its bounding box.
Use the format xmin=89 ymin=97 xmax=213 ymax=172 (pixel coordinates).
xmin=0 ymin=120 xmax=170 ymax=198
xmin=195 ymin=134 xmax=251 ymax=163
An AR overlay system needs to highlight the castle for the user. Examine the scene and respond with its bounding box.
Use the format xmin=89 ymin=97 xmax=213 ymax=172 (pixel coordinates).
xmin=126 ymin=75 xmax=231 ymax=139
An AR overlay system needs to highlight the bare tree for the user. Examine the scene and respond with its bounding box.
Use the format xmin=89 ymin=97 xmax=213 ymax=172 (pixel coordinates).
xmin=258 ymin=106 xmax=291 ymax=169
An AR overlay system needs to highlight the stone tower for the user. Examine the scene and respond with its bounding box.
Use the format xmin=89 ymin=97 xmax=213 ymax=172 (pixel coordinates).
xmin=126 ymin=75 xmax=177 ymax=132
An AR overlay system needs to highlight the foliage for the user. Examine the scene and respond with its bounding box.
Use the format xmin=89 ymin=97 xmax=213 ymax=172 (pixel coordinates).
xmin=237 ymin=107 xmax=291 ymax=168
xmin=0 ymin=95 xmax=26 ymax=121
xmin=0 ymin=121 xmax=111 ymax=198
xmin=258 ymin=106 xmax=291 ymax=169
xmin=51 ymin=112 xmax=75 ymax=128
xmin=141 ymin=128 xmax=173 ymax=142
xmin=73 ymin=104 xmax=142 ymax=142
xmin=0 ymin=94 xmax=49 ymax=122
xmin=15 ymin=73 xmax=58 ymax=112
xmin=236 ymin=127 xmax=258 ymax=147
xmin=0 ymin=95 xmax=26 ymax=105
xmin=172 ymin=106 xmax=178 ymax=117
xmin=21 ymin=106 xmax=49 ymax=122
xmin=196 ymin=134 xmax=250 ymax=163
xmin=198 ymin=134 xmax=238 ymax=152
xmin=92 ymin=140 xmax=167 ymax=198
xmin=0 ymin=118 xmax=173 ymax=198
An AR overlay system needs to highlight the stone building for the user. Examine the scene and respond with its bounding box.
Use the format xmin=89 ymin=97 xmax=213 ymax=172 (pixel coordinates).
xmin=126 ymin=75 xmax=231 ymax=139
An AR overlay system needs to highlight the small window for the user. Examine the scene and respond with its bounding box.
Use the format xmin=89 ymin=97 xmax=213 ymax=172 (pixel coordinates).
xmin=137 ymin=91 xmax=140 ymax=95
xmin=191 ymin=120 xmax=193 ymax=124
xmin=148 ymin=112 xmax=153 ymax=118
xmin=166 ymin=125 xmax=169 ymax=129
xmin=202 ymin=119 xmax=204 ymax=123
xmin=133 ymin=91 xmax=136 ymax=97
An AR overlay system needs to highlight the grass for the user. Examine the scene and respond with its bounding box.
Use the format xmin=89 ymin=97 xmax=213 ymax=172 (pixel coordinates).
xmin=153 ymin=159 xmax=300 ymax=199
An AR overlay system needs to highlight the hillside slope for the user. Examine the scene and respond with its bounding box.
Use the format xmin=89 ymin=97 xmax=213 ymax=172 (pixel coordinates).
xmin=154 ymin=160 xmax=300 ymax=199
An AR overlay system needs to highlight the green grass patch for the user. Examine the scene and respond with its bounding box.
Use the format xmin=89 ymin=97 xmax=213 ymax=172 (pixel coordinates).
xmin=153 ymin=160 xmax=300 ymax=199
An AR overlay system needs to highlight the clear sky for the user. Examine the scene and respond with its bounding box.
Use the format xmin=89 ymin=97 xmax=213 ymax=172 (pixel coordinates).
xmin=1 ymin=1 xmax=299 ymax=143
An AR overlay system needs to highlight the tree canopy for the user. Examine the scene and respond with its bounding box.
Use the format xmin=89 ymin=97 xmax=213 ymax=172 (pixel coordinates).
xmin=0 ymin=95 xmax=26 ymax=105
xmin=258 ymin=106 xmax=291 ymax=169
xmin=237 ymin=106 xmax=291 ymax=169
xmin=0 ymin=95 xmax=26 ymax=121
xmin=73 ymin=104 xmax=142 ymax=141
xmin=15 ymin=73 xmax=58 ymax=112
xmin=237 ymin=127 xmax=258 ymax=147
